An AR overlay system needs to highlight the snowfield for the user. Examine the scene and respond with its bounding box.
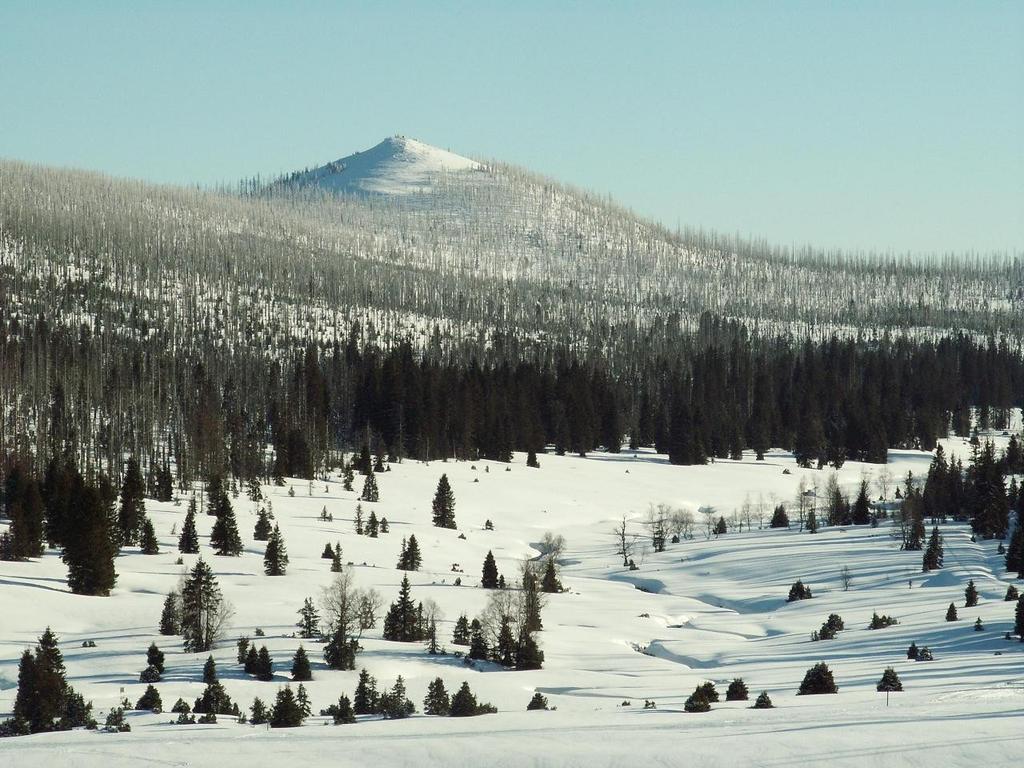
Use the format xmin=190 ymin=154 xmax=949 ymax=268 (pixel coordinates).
xmin=1 ymin=432 xmax=1021 ymax=767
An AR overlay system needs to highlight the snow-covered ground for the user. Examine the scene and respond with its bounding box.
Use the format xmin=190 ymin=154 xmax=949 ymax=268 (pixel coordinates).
xmin=0 ymin=431 xmax=1021 ymax=767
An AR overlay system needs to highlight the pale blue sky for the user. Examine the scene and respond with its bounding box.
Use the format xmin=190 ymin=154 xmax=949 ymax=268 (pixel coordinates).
xmin=1 ymin=1 xmax=1021 ymax=255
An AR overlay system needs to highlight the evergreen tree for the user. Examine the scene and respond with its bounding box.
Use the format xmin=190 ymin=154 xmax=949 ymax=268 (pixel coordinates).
xmin=263 ymin=524 xmax=288 ymax=575
xmin=146 ymin=643 xmax=165 ymax=674
xmin=876 ymin=667 xmax=902 ymax=692
xmin=906 ymin=641 xmax=919 ymax=660
xmin=249 ymin=697 xmax=269 ymax=725
xmin=210 ymin=499 xmax=243 ymax=556
xmin=431 ymin=474 xmax=457 ymax=528
xmin=468 ymin=619 xmax=488 ymax=660
xmin=725 ymin=678 xmax=749 ymax=701
xmin=360 ymin=470 xmax=379 ymax=503
xmin=481 ymin=550 xmax=499 ymax=588
xmin=945 ymin=602 xmax=958 ymax=622
xmin=291 ymin=646 xmax=312 ymax=681
xmin=424 ymin=677 xmax=451 ymax=715
xmin=1015 ymin=594 xmax=1024 ymax=638
xmin=159 ymin=591 xmax=181 ymax=635
xmin=353 ymin=669 xmax=378 ymax=714
xmin=964 ymin=579 xmax=979 ymax=607
xmin=178 ymin=502 xmax=200 ymax=553
xmin=135 ymin=685 xmax=162 ymax=711
xmin=752 ymin=691 xmax=774 ymax=709
xmin=922 ymin=526 xmax=944 ymax=571
xmin=449 ymin=682 xmax=479 ymax=717
xmin=851 ymin=480 xmax=871 ymax=525
xmin=236 ymin=636 xmax=249 ymax=664
xmin=331 ymin=545 xmax=343 ymax=573
xmin=515 ymin=628 xmax=545 ymax=670
xmin=541 ymin=558 xmax=561 ymax=593
xmin=253 ymin=508 xmax=272 ymax=541
xmin=63 ymin=484 xmax=117 ymax=596
xmin=270 ymin=686 xmax=304 ymax=728
xmin=452 ymin=615 xmax=470 ymax=645
xmin=117 ymin=457 xmax=146 ymax=546
xmin=180 ymin=559 xmax=227 ymax=652
xmin=353 ymin=503 xmax=364 ymax=535
xmin=296 ymin=597 xmax=320 ymax=639
xmin=139 ymin=516 xmax=160 ymax=555
xmin=1005 ymin=584 xmax=1019 ymax=601
xmin=321 ymin=542 xmax=335 ymax=559
xmin=383 ymin=575 xmax=423 ymax=642
xmin=325 ymin=694 xmax=355 ymax=724
xmin=296 ymin=684 xmax=312 ymax=717
xmin=805 ymin=508 xmax=818 ymax=534
xmin=366 ymin=509 xmax=379 ymax=537
xmin=526 ymin=692 xmax=549 ymax=710
xmin=378 ymin=675 xmax=415 ymax=719
xmin=1006 ymin=521 xmax=1024 ymax=576
xmin=244 ymin=645 xmax=259 ymax=675
xmin=203 ymin=655 xmax=218 ymax=684
xmin=4 ymin=465 xmax=44 ymax=559
xmin=769 ymin=504 xmax=789 ymax=528
xmin=521 ymin=569 xmax=543 ymax=633
xmin=787 ymin=580 xmax=812 ymax=602
xmin=797 ymin=662 xmax=838 ymax=694
xmin=256 ymin=646 xmax=274 ymax=681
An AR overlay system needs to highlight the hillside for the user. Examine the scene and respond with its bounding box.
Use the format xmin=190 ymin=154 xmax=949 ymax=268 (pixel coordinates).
xmin=1 ymin=430 xmax=1021 ymax=766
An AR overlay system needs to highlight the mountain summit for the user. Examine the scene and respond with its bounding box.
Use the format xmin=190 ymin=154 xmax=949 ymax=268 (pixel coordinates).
xmin=285 ymin=135 xmax=482 ymax=196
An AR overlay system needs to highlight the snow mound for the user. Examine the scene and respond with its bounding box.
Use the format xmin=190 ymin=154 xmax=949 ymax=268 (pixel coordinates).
xmin=288 ymin=136 xmax=483 ymax=196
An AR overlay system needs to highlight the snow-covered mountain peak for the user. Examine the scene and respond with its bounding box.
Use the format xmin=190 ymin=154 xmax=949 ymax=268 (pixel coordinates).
xmin=288 ymin=135 xmax=482 ymax=196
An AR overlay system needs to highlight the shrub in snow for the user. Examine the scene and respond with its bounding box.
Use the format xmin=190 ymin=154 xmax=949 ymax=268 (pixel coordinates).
xmin=527 ymin=692 xmax=549 ymax=711
xmin=868 ymin=612 xmax=898 ymax=629
xmin=752 ymin=691 xmax=774 ymax=709
xmin=787 ymin=580 xmax=813 ymax=602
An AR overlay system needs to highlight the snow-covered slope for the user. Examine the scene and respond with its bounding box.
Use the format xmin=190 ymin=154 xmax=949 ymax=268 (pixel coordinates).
xmin=0 ymin=430 xmax=1021 ymax=766
xmin=284 ymin=136 xmax=483 ymax=196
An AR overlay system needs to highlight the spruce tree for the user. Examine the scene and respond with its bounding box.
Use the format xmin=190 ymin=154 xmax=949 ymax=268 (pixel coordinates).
xmin=1005 ymin=585 xmax=1019 ymax=601
xmin=366 ymin=509 xmax=379 ymax=537
xmin=378 ymin=676 xmax=415 ymax=719
xmin=118 ymin=457 xmax=146 ymax=546
xmin=256 ymin=646 xmax=274 ymax=681
xmin=63 ymin=484 xmax=117 ymax=596
xmin=424 ymin=677 xmax=450 ymax=715
xmin=139 ymin=516 xmax=160 ymax=555
xmin=203 ymin=655 xmax=218 ymax=684
xmin=452 ymin=615 xmax=470 ymax=645
xmin=326 ymin=694 xmax=355 ymax=724
xmin=964 ymin=579 xmax=979 ymax=607
xmin=383 ymin=575 xmax=422 ymax=642
xmin=210 ymin=499 xmax=243 ymax=556
xmin=797 ymin=662 xmax=838 ymax=695
xmin=180 ymin=559 xmax=226 ymax=652
xmin=296 ymin=598 xmax=320 ymax=639
xmin=353 ymin=669 xmax=378 ymax=714
xmin=237 ymin=636 xmax=249 ymax=664
xmin=146 ymin=643 xmax=165 ymax=674
xmin=249 ymin=697 xmax=269 ymax=725
xmin=178 ymin=502 xmax=200 ymax=553
xmin=253 ymin=508 xmax=272 ymax=541
xmin=353 ymin=503 xmax=364 ymax=534
xmin=321 ymin=542 xmax=335 ymax=559
xmin=4 ymin=466 xmax=45 ymax=559
xmin=291 ymin=646 xmax=312 ymax=681
xmin=876 ymin=667 xmax=902 ymax=692
xmin=331 ymin=545 xmax=343 ymax=573
xmin=270 ymin=686 xmax=304 ymax=728
xmin=360 ymin=470 xmax=379 ymax=502
xmin=541 ymin=558 xmax=561 ymax=593
xmin=769 ymin=504 xmax=789 ymax=528
xmin=726 ymin=678 xmax=749 ymax=701
xmin=449 ymin=682 xmax=480 ymax=717
xmin=752 ymin=691 xmax=774 ymax=709
xmin=787 ymin=580 xmax=812 ymax=602
xmin=263 ymin=524 xmax=288 ymax=575
xmin=1015 ymin=595 xmax=1024 ymax=638
xmin=431 ymin=474 xmax=457 ymax=528
xmin=244 ymin=645 xmax=259 ymax=674
xmin=851 ymin=480 xmax=871 ymax=525
xmin=945 ymin=602 xmax=958 ymax=622
xmin=922 ymin=526 xmax=944 ymax=571
xmin=135 ymin=685 xmax=162 ymax=712
xmin=468 ymin=619 xmax=488 ymax=660
xmin=481 ymin=551 xmax=499 ymax=588
xmin=159 ymin=591 xmax=181 ymax=635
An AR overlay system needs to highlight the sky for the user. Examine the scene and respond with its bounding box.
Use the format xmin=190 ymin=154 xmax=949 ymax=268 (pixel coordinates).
xmin=1 ymin=1 xmax=1021 ymax=256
